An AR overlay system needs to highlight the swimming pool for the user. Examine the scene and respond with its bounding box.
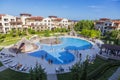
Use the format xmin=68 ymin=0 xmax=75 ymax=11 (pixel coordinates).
xmin=29 ymin=37 xmax=92 ymax=64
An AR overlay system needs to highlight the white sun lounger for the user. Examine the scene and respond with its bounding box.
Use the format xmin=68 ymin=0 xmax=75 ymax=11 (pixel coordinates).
xmin=9 ymin=62 xmax=17 ymax=68
xmin=4 ymin=60 xmax=13 ymax=64
xmin=2 ymin=58 xmax=11 ymax=62
xmin=19 ymin=65 xmax=24 ymax=71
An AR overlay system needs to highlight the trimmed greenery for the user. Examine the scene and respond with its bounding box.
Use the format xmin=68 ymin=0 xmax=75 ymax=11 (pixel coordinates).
xmin=57 ymin=57 xmax=120 ymax=80
xmin=57 ymin=57 xmax=107 ymax=80
xmin=29 ymin=63 xmax=47 ymax=80
xmin=119 ymin=76 xmax=120 ymax=80
xmin=87 ymin=61 xmax=120 ymax=80
xmin=0 ymin=69 xmax=29 ymax=80
xmin=0 ymin=62 xmax=3 ymax=66
xmin=97 ymin=66 xmax=118 ymax=80
xmin=0 ymin=27 xmax=69 ymax=46
xmin=0 ymin=38 xmax=21 ymax=46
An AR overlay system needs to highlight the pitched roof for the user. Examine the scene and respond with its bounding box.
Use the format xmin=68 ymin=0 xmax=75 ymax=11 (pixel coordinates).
xmin=54 ymin=18 xmax=63 ymax=21
xmin=48 ymin=16 xmax=57 ymax=18
xmin=27 ymin=16 xmax=43 ymax=21
xmin=0 ymin=14 xmax=6 ymax=19
xmin=20 ymin=13 xmax=31 ymax=16
xmin=99 ymin=18 xmax=110 ymax=21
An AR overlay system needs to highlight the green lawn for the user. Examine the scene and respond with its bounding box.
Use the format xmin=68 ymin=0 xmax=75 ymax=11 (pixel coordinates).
xmin=0 ymin=69 xmax=29 ymax=80
xmin=57 ymin=57 xmax=117 ymax=80
xmin=0 ymin=62 xmax=3 ymax=66
xmin=0 ymin=38 xmax=21 ymax=46
xmin=87 ymin=56 xmax=108 ymax=73
xmin=0 ymin=35 xmax=32 ymax=46
xmin=97 ymin=66 xmax=118 ymax=80
xmin=119 ymin=76 xmax=120 ymax=80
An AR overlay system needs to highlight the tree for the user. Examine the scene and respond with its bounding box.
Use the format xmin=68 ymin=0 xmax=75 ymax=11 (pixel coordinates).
xmin=44 ymin=30 xmax=50 ymax=37
xmin=0 ymin=34 xmax=6 ymax=42
xmin=74 ymin=20 xmax=94 ymax=31
xmin=70 ymin=62 xmax=82 ymax=80
xmin=9 ymin=29 xmax=17 ymax=37
xmin=105 ymin=30 xmax=120 ymax=45
xmin=80 ymin=59 xmax=89 ymax=80
xmin=29 ymin=63 xmax=46 ymax=80
xmin=80 ymin=29 xmax=101 ymax=38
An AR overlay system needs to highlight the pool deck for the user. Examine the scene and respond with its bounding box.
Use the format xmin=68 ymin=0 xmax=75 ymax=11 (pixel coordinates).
xmin=0 ymin=36 xmax=100 ymax=74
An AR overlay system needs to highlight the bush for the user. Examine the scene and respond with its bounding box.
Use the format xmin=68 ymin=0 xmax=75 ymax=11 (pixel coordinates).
xmin=0 ymin=39 xmax=4 ymax=42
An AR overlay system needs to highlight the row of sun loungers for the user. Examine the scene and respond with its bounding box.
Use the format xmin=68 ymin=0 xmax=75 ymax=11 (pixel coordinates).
xmin=0 ymin=53 xmax=15 ymax=59
xmin=9 ymin=63 xmax=29 ymax=72
xmin=1 ymin=58 xmax=13 ymax=64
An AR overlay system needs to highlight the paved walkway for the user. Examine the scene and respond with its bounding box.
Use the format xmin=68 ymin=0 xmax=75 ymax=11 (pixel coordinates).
xmin=47 ymin=74 xmax=58 ymax=80
xmin=0 ymin=66 xmax=8 ymax=72
xmin=108 ymin=67 xmax=120 ymax=80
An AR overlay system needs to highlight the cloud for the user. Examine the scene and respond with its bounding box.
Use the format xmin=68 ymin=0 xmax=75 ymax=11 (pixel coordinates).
xmin=88 ymin=5 xmax=99 ymax=9
xmin=88 ymin=5 xmax=105 ymax=9
xmin=88 ymin=5 xmax=104 ymax=12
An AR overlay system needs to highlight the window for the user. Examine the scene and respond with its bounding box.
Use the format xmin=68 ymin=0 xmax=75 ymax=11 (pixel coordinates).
xmin=4 ymin=23 xmax=9 ymax=26
xmin=105 ymin=23 xmax=107 ymax=26
xmin=4 ymin=18 xmax=8 ymax=21
xmin=44 ymin=20 xmax=47 ymax=22
xmin=109 ymin=24 xmax=112 ymax=26
xmin=11 ymin=19 xmax=15 ymax=22
xmin=104 ymin=27 xmax=107 ymax=29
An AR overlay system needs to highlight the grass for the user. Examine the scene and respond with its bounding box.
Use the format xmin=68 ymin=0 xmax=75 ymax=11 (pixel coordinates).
xmin=0 ymin=35 xmax=32 ymax=46
xmin=0 ymin=38 xmax=21 ymax=46
xmin=119 ymin=76 xmax=120 ymax=80
xmin=87 ymin=56 xmax=108 ymax=73
xmin=97 ymin=66 xmax=118 ymax=80
xmin=0 ymin=69 xmax=29 ymax=80
xmin=0 ymin=62 xmax=3 ymax=66
xmin=57 ymin=57 xmax=117 ymax=80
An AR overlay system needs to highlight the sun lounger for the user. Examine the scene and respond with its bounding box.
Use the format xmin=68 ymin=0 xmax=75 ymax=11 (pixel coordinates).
xmin=2 ymin=58 xmax=11 ymax=62
xmin=16 ymin=64 xmax=22 ymax=70
xmin=23 ymin=66 xmax=29 ymax=71
xmin=9 ymin=62 xmax=17 ymax=68
xmin=0 ymin=53 xmax=5 ymax=55
xmin=4 ymin=60 xmax=13 ymax=64
xmin=19 ymin=65 xmax=24 ymax=71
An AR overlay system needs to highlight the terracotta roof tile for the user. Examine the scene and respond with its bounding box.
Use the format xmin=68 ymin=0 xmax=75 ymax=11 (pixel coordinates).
xmin=48 ymin=16 xmax=57 ymax=18
xmin=27 ymin=16 xmax=43 ymax=21
xmin=54 ymin=18 xmax=63 ymax=21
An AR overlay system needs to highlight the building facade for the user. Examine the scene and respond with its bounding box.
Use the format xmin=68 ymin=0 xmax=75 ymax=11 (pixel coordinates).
xmin=95 ymin=18 xmax=120 ymax=35
xmin=0 ymin=13 xmax=74 ymax=33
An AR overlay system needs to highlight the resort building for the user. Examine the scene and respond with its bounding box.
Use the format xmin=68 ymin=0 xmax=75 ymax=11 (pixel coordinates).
xmin=0 ymin=13 xmax=74 ymax=33
xmin=95 ymin=18 xmax=120 ymax=35
xmin=0 ymin=14 xmax=16 ymax=33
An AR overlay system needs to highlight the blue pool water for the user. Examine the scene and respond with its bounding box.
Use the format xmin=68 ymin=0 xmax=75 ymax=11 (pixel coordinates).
xmin=29 ymin=37 xmax=92 ymax=64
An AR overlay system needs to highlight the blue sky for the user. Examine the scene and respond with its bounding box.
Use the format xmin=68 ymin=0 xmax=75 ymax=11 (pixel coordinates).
xmin=0 ymin=0 xmax=120 ymax=20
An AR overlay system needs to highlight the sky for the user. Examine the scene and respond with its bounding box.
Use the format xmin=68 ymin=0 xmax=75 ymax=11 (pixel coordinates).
xmin=0 ymin=0 xmax=120 ymax=20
